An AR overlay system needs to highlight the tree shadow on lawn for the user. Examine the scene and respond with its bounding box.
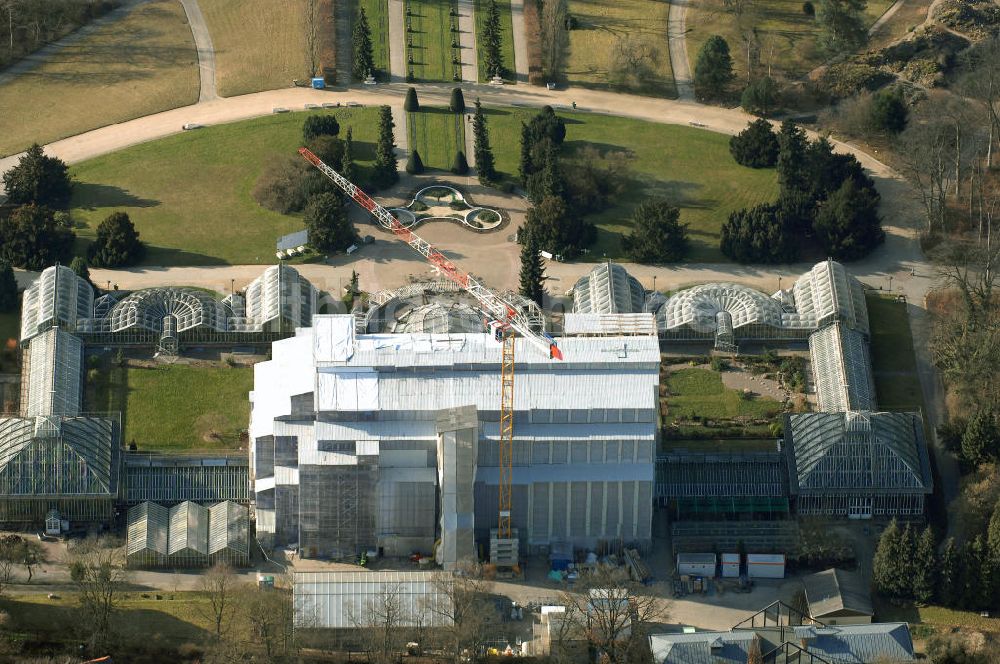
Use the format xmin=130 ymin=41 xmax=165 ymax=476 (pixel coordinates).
xmin=72 ymin=183 xmax=160 ymax=210
xmin=74 ymin=236 xmax=230 ymax=267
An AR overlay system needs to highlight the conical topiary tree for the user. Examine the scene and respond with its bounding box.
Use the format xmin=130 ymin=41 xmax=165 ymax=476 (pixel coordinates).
xmin=406 ymin=150 xmax=425 ymax=174
xmin=404 ymin=86 xmax=420 ymax=112
xmin=451 ymin=151 xmax=469 ymax=175
xmin=450 ymin=87 xmax=466 ymax=113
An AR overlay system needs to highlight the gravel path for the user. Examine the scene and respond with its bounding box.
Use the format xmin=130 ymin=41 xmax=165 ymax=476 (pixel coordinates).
xmin=457 ymin=0 xmax=479 ymax=83
xmin=509 ymin=0 xmax=529 ymax=83
xmin=178 ymin=0 xmax=217 ymax=101
xmin=667 ymin=0 xmax=694 ymax=100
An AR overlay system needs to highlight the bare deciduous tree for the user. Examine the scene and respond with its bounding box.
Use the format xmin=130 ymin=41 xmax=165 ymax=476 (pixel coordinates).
xmin=0 ymin=535 xmax=19 ymax=595
xmin=426 ymin=559 xmax=497 ymax=664
xmin=305 ymin=0 xmax=319 ymax=77
xmin=238 ymin=583 xmax=297 ymax=663
xmin=557 ymin=565 xmax=666 ymax=664
xmin=199 ymin=562 xmax=238 ymax=638
xmin=350 ymin=582 xmax=407 ymax=664
xmin=540 ymin=0 xmax=569 ymax=80
xmin=67 ymin=537 xmax=129 ymax=648
xmin=896 ymin=115 xmax=956 ymax=235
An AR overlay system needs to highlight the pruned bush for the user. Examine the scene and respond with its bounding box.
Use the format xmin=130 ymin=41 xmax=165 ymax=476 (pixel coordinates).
xmin=252 ymin=157 xmax=331 ymax=214
xmin=451 ymin=151 xmax=469 ymax=175
xmin=303 ymin=114 xmax=340 ymax=141
xmin=802 ymin=1 xmax=815 ymax=15
xmin=729 ymin=119 xmax=779 ymax=168
xmin=405 ymin=150 xmax=425 ymax=174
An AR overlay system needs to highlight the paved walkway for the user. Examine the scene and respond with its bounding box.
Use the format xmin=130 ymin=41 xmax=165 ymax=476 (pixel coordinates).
xmin=509 ymin=0 xmax=529 ymax=83
xmin=868 ymin=0 xmax=906 ymax=36
xmin=457 ymin=0 xmax=478 ymax=83
xmin=667 ymin=0 xmax=694 ymax=100
xmin=388 ymin=0 xmax=406 ymax=81
xmin=178 ymin=0 xmax=217 ymax=101
xmin=0 ymin=0 xmax=152 ymax=87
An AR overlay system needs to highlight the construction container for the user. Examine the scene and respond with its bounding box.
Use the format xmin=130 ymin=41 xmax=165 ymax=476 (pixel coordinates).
xmin=676 ymin=553 xmax=716 ymax=576
xmin=747 ymin=553 xmax=785 ymax=579
xmin=721 ymin=553 xmax=740 ymax=578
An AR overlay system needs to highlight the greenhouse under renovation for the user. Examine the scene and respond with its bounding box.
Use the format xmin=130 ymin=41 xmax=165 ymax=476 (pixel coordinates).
xmin=125 ymin=500 xmax=250 ymax=568
xmin=0 ymin=258 xmax=933 ymax=560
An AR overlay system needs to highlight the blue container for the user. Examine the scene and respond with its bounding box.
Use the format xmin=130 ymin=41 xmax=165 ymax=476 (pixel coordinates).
xmin=311 ymin=77 xmax=325 ymax=89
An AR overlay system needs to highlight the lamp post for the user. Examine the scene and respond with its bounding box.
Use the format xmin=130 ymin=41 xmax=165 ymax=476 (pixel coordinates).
xmin=653 ymin=275 xmax=657 ymax=292
xmin=231 ymin=278 xmax=235 ymax=295
xmin=778 ymin=275 xmax=782 ymax=292
xmin=888 ymin=275 xmax=893 ymax=292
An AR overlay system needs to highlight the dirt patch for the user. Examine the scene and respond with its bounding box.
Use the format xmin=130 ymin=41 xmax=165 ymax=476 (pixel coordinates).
xmin=720 ymin=365 xmax=789 ymax=402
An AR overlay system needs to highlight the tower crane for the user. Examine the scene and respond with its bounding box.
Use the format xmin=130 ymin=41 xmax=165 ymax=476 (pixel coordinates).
xmin=299 ymin=147 xmax=561 ymax=549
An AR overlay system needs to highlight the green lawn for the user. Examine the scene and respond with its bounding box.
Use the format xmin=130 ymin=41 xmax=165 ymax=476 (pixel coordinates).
xmin=2 ymin=592 xmax=214 ymax=644
xmin=69 ymin=108 xmax=380 ymax=265
xmin=199 ymin=0 xmax=314 ymax=96
xmin=686 ymin=0 xmax=895 ymax=84
xmin=353 ymin=0 xmax=391 ymax=80
xmin=408 ymin=0 xmax=459 ymax=82
xmin=665 ymin=368 xmax=783 ymax=420
xmin=474 ymin=0 xmax=517 ymax=82
xmin=86 ymin=361 xmax=253 ymax=451
xmin=485 ymin=108 xmax=778 ymax=261
xmin=408 ymin=107 xmax=465 ymax=170
xmin=566 ymin=0 xmax=676 ymax=97
xmin=0 ymin=0 xmax=198 ymax=157
xmin=867 ymin=294 xmax=925 ymax=411
xmin=875 ymin=598 xmax=1000 ymax=633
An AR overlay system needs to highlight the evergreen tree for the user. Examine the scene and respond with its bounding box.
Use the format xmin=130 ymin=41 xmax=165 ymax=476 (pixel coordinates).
xmin=870 ymin=86 xmax=908 ymax=135
xmin=341 ymin=127 xmax=357 ymax=183
xmin=405 ymin=150 xmax=425 ymax=174
xmin=961 ymin=409 xmax=998 ymax=466
xmin=963 ymin=535 xmax=991 ymax=611
xmin=88 ymin=211 xmax=144 ymax=268
xmin=303 ymin=114 xmax=340 ymax=141
xmin=404 ymin=87 xmax=420 ymax=112
xmin=988 ymin=499 xmax=1000 ymax=600
xmin=730 ymin=119 xmax=780 ymax=168
xmin=0 ymin=204 xmax=75 ymax=270
xmin=372 ymin=106 xmax=399 ymax=189
xmin=305 ymin=192 xmax=356 ymax=252
xmin=813 ymin=178 xmax=884 ymax=261
xmin=693 ymin=35 xmax=735 ymax=101
xmin=526 ymin=142 xmax=564 ymax=204
xmin=816 ymin=0 xmax=867 ymax=55
xmin=352 ymin=7 xmax=376 ymax=81
xmin=524 ymin=195 xmax=592 ymax=258
xmin=898 ymin=523 xmax=917 ymax=600
xmin=518 ymin=122 xmax=534 ymax=186
xmin=913 ymin=526 xmax=939 ymax=606
xmin=69 ymin=256 xmax=91 ymax=286
xmin=2 ymin=144 xmax=73 ymax=208
xmin=0 ymin=262 xmax=17 ymax=314
xmin=938 ymin=537 xmax=961 ymax=608
xmin=449 ymin=87 xmax=466 ymax=113
xmin=623 ymin=199 xmax=689 ymax=263
xmin=518 ymin=230 xmax=545 ymax=305
xmin=873 ymin=518 xmax=902 ymax=598
xmin=451 ymin=151 xmax=469 ymax=175
xmin=741 ymin=76 xmax=780 ymax=117
xmin=483 ymin=0 xmax=505 ymax=79
xmin=473 ymin=99 xmax=497 ymax=184
xmin=777 ymin=121 xmax=809 ymax=194
xmin=719 ymin=203 xmax=799 ymax=263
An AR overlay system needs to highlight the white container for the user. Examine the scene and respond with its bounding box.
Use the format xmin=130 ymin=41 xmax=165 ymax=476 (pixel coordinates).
xmin=721 ymin=553 xmax=740 ymax=578
xmin=676 ymin=553 xmax=716 ymax=577
xmin=747 ymin=553 xmax=785 ymax=579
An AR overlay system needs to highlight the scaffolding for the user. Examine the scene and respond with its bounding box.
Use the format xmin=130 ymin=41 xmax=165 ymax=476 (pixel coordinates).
xmin=297 ymin=458 xmax=378 ymax=559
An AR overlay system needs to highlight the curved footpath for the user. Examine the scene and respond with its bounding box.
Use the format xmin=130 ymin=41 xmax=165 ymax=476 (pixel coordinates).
xmin=0 ymin=80 xmax=957 ymax=506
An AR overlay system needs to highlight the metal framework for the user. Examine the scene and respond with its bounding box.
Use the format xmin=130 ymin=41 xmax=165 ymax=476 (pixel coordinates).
xmin=299 ymin=147 xmax=564 ymax=555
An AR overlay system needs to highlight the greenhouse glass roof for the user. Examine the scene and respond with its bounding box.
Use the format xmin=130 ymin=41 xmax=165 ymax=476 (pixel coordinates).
xmin=809 ymin=324 xmax=876 ymax=413
xmin=786 ymin=411 xmax=931 ymax=495
xmin=20 ymin=265 xmax=93 ymax=342
xmin=24 ymin=328 xmax=83 ymax=417
xmin=573 ymin=262 xmax=646 ymax=314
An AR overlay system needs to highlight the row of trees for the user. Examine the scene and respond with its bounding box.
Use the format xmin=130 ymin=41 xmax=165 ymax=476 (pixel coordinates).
xmin=0 ymin=0 xmax=120 ymax=69
xmin=721 ymin=120 xmax=884 ymax=262
xmin=874 ymin=514 xmax=1000 ymax=612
